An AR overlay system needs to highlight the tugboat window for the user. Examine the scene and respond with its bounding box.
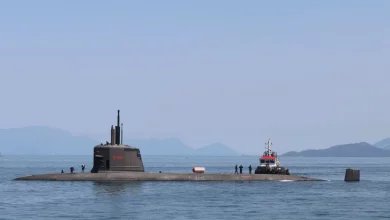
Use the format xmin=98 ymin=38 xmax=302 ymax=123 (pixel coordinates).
xmin=270 ymin=160 xmax=275 ymax=163
xmin=260 ymin=159 xmax=265 ymax=163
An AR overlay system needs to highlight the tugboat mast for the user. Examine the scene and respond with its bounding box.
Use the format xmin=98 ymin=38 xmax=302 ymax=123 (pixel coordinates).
xmin=265 ymin=138 xmax=272 ymax=156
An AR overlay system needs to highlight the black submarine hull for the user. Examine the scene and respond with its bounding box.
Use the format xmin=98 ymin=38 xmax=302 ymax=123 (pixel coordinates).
xmin=14 ymin=172 xmax=323 ymax=182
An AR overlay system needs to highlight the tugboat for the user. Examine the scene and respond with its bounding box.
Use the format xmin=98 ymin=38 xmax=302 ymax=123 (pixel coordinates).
xmin=254 ymin=138 xmax=290 ymax=175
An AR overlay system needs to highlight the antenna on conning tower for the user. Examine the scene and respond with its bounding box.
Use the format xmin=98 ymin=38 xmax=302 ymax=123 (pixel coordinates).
xmin=121 ymin=123 xmax=123 ymax=145
xmin=115 ymin=110 xmax=121 ymax=145
xmin=111 ymin=125 xmax=115 ymax=145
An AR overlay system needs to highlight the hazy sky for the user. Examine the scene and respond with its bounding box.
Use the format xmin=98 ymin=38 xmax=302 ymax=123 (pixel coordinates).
xmin=0 ymin=1 xmax=389 ymax=154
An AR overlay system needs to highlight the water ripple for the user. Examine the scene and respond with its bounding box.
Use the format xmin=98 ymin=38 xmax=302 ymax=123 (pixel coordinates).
xmin=1 ymin=155 xmax=390 ymax=219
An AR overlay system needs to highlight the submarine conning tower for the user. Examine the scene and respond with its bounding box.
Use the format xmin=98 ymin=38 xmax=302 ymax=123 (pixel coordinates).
xmin=91 ymin=110 xmax=145 ymax=173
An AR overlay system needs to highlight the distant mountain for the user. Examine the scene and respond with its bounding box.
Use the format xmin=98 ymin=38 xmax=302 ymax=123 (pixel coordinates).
xmin=374 ymin=138 xmax=390 ymax=149
xmin=193 ymin=143 xmax=239 ymax=156
xmin=125 ymin=138 xmax=195 ymax=155
xmin=282 ymin=142 xmax=390 ymax=157
xmin=0 ymin=126 xmax=99 ymax=155
xmin=126 ymin=139 xmax=239 ymax=156
xmin=0 ymin=126 xmax=239 ymax=156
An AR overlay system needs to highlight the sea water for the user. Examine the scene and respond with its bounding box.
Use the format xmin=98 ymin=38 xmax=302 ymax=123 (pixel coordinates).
xmin=1 ymin=155 xmax=390 ymax=220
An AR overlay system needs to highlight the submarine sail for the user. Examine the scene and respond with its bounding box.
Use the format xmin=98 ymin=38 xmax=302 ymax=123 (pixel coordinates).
xmin=91 ymin=110 xmax=144 ymax=173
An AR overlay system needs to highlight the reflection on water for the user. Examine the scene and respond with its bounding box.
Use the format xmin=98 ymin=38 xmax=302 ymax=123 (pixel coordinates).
xmin=92 ymin=181 xmax=143 ymax=196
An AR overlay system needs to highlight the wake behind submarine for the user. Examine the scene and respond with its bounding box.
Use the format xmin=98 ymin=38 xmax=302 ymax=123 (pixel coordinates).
xmin=14 ymin=110 xmax=323 ymax=182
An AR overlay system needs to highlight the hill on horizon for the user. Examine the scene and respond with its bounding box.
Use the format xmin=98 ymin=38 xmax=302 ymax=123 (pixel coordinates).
xmin=125 ymin=138 xmax=239 ymax=156
xmin=374 ymin=138 xmax=390 ymax=149
xmin=0 ymin=126 xmax=239 ymax=156
xmin=195 ymin=143 xmax=240 ymax=156
xmin=282 ymin=142 xmax=390 ymax=157
xmin=0 ymin=126 xmax=100 ymax=155
xmin=2 ymin=126 xmax=390 ymax=157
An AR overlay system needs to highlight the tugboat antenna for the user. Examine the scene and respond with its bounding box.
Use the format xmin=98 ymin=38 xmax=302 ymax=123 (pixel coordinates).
xmin=265 ymin=138 xmax=272 ymax=156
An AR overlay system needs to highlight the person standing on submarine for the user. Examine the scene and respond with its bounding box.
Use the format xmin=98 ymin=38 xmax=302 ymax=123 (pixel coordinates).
xmin=248 ymin=165 xmax=252 ymax=174
xmin=235 ymin=165 xmax=238 ymax=174
xmin=239 ymin=165 xmax=243 ymax=174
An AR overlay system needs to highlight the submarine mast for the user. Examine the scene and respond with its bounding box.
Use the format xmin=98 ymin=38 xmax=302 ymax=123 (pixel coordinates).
xmin=121 ymin=123 xmax=123 ymax=145
xmin=115 ymin=110 xmax=121 ymax=145
xmin=110 ymin=125 xmax=115 ymax=145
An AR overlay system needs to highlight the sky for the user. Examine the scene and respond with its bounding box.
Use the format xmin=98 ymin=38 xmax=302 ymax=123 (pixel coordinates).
xmin=0 ymin=1 xmax=389 ymax=154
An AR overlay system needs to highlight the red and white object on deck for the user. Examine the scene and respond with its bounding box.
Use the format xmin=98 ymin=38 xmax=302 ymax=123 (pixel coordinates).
xmin=192 ymin=167 xmax=205 ymax=173
xmin=259 ymin=138 xmax=280 ymax=168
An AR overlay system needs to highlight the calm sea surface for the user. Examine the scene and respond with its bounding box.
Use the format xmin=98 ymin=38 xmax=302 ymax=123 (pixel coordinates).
xmin=1 ymin=155 xmax=390 ymax=220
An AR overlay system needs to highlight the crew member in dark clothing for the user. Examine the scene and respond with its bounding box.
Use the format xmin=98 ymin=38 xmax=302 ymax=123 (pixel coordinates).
xmin=61 ymin=169 xmax=64 ymax=173
xmin=248 ymin=165 xmax=252 ymax=174
xmin=239 ymin=165 xmax=243 ymax=174
xmin=235 ymin=165 xmax=238 ymax=174
xmin=70 ymin=167 xmax=74 ymax=174
xmin=81 ymin=164 xmax=85 ymax=173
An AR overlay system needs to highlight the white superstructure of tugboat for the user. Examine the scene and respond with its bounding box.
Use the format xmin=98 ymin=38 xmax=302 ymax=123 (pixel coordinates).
xmin=254 ymin=138 xmax=290 ymax=175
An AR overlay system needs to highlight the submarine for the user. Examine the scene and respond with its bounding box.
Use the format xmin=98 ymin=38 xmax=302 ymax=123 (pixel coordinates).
xmin=14 ymin=110 xmax=323 ymax=182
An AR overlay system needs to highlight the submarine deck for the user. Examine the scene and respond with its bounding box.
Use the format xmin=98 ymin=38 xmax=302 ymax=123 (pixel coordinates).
xmin=14 ymin=172 xmax=323 ymax=182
